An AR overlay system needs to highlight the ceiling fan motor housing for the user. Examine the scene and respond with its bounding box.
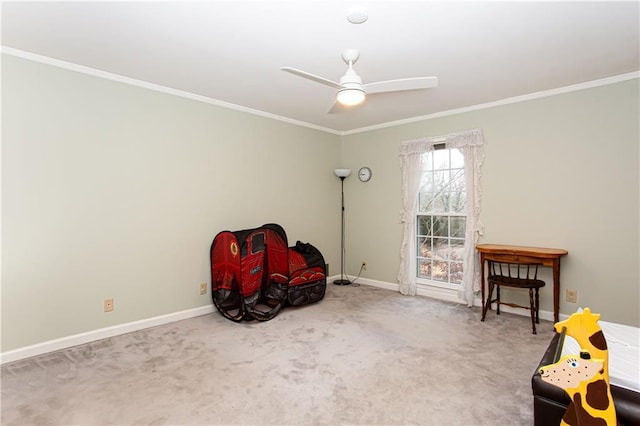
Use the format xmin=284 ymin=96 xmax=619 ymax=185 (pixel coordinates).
xmin=341 ymin=49 xmax=360 ymax=64
xmin=337 ymin=66 xmax=365 ymax=106
xmin=340 ymin=72 xmax=362 ymax=87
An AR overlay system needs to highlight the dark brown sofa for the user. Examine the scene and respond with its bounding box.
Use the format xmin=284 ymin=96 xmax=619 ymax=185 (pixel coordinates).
xmin=532 ymin=332 xmax=640 ymax=426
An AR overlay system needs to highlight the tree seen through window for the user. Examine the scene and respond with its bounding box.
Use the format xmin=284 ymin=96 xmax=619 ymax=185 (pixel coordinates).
xmin=417 ymin=148 xmax=466 ymax=285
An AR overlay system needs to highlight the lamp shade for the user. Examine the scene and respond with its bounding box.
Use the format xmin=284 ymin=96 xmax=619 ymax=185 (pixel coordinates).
xmin=336 ymin=88 xmax=365 ymax=106
xmin=334 ymin=168 xmax=352 ymax=178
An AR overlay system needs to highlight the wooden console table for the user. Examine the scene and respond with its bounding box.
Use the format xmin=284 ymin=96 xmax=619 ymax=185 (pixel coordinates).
xmin=476 ymin=244 xmax=568 ymax=322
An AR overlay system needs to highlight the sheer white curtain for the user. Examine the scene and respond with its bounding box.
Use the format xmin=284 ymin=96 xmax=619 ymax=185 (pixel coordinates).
xmin=397 ymin=150 xmax=423 ymax=295
xmin=398 ymin=129 xmax=485 ymax=305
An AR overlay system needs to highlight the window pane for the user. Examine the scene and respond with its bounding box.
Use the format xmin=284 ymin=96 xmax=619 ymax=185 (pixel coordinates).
xmin=433 ymin=237 xmax=449 ymax=259
xmin=450 ymin=191 xmax=466 ymax=213
xmin=420 ymin=192 xmax=438 ymax=212
xmin=417 ymin=216 xmax=432 ymax=236
xmin=433 ymin=216 xmax=448 ymax=237
xmin=432 ymin=260 xmax=448 ymax=281
xmin=450 ymin=262 xmax=463 ymax=284
xmin=418 ymin=258 xmax=432 ymax=279
xmin=431 ymin=195 xmax=447 ymax=212
xmin=421 ymin=171 xmax=434 ymax=192
xmin=431 ymin=170 xmax=447 ymax=194
xmin=417 ymin=236 xmax=431 ymax=257
xmin=450 ymin=217 xmax=466 ymax=238
xmin=450 ymin=239 xmax=465 ymax=262
xmin=451 ymin=168 xmax=465 ymax=190
xmin=433 ymin=149 xmax=449 ymax=170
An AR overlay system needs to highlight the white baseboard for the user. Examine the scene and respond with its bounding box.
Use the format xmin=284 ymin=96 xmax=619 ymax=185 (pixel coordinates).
xmin=337 ymin=274 xmax=557 ymax=322
xmin=3 ymin=276 xmax=560 ymax=364
xmin=1 ymin=305 xmax=215 ymax=365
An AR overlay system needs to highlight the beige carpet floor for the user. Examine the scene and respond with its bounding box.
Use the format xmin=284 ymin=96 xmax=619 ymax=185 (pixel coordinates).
xmin=1 ymin=284 xmax=555 ymax=425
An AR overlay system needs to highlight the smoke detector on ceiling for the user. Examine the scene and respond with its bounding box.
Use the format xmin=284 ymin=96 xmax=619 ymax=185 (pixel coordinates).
xmin=347 ymin=7 xmax=368 ymax=24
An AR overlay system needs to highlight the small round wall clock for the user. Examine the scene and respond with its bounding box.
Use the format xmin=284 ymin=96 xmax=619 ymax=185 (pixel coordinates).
xmin=358 ymin=166 xmax=372 ymax=182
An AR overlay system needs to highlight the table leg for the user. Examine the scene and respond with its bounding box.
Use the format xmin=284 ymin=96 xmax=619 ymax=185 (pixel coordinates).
xmin=553 ymin=259 xmax=561 ymax=323
xmin=480 ymin=253 xmax=486 ymax=315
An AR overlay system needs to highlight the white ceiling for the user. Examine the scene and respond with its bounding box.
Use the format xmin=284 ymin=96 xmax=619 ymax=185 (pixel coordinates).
xmin=2 ymin=1 xmax=638 ymax=134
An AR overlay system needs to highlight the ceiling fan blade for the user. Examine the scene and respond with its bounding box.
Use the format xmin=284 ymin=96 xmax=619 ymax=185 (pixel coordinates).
xmin=328 ymin=102 xmax=342 ymax=114
xmin=280 ymin=67 xmax=342 ymax=89
xmin=363 ymin=77 xmax=438 ymax=94
xmin=329 ymin=101 xmax=366 ymax=114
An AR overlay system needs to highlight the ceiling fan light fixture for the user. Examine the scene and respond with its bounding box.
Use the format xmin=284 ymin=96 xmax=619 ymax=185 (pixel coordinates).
xmin=336 ymin=88 xmax=365 ymax=106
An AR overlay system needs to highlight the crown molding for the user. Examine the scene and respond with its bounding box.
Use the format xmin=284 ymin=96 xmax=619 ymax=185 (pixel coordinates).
xmin=2 ymin=46 xmax=637 ymax=137
xmin=0 ymin=46 xmax=342 ymax=136
xmin=342 ymin=71 xmax=640 ymax=135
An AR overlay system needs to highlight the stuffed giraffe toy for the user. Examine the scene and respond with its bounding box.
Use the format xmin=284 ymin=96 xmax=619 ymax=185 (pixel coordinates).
xmin=555 ymin=308 xmax=610 ymax=383
xmin=544 ymin=308 xmax=617 ymax=426
xmin=539 ymin=350 xmax=617 ymax=426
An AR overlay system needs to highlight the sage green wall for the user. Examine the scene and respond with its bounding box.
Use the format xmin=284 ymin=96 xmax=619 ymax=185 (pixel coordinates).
xmin=1 ymin=55 xmax=342 ymax=351
xmin=3 ymin=54 xmax=638 ymax=354
xmin=341 ymin=79 xmax=639 ymax=326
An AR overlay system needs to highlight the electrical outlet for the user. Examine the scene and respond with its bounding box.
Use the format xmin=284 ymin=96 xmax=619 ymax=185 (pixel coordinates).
xmin=200 ymin=282 xmax=207 ymax=295
xmin=362 ymin=261 xmax=367 ymax=270
xmin=566 ymin=289 xmax=577 ymax=303
xmin=104 ymin=298 xmax=114 ymax=312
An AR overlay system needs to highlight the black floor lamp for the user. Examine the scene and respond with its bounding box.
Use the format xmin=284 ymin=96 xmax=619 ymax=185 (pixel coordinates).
xmin=334 ymin=168 xmax=351 ymax=285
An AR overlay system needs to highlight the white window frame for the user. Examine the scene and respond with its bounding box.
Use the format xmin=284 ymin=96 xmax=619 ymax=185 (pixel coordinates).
xmin=398 ymin=130 xmax=485 ymax=305
xmin=416 ymin=147 xmax=467 ymax=290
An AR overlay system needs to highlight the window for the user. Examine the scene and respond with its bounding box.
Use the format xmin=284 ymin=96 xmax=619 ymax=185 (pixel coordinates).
xmin=417 ymin=148 xmax=466 ymax=286
xmin=398 ymin=129 xmax=484 ymax=304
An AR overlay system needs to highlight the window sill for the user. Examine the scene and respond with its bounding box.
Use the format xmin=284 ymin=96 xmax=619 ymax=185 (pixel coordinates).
xmin=416 ymin=278 xmax=460 ymax=291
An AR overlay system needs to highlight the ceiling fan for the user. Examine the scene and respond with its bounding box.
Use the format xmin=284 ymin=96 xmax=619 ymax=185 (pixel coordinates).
xmin=281 ymin=49 xmax=438 ymax=112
